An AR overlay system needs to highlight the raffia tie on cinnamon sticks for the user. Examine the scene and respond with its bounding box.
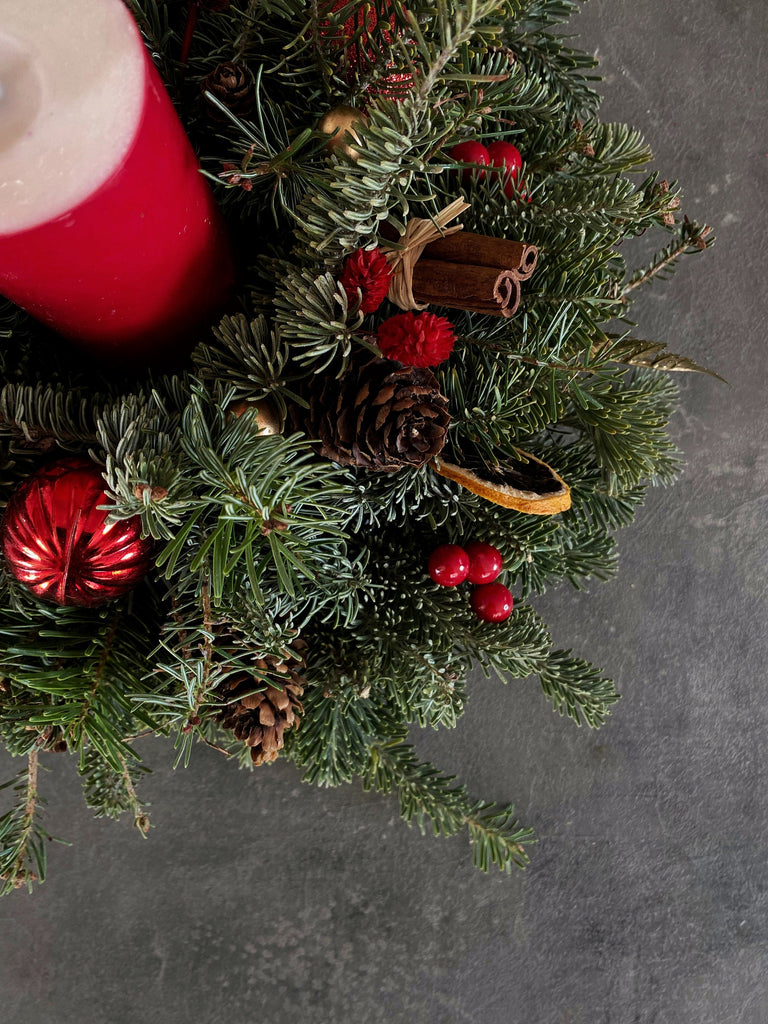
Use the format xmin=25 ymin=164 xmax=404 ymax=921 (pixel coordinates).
xmin=381 ymin=198 xmax=538 ymax=319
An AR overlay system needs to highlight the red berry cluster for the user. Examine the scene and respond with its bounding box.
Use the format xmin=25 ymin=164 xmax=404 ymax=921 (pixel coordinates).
xmin=448 ymin=139 xmax=525 ymax=199
xmin=427 ymin=541 xmax=514 ymax=623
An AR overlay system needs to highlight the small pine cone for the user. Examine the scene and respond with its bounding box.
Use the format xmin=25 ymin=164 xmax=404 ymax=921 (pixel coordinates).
xmin=302 ymin=357 xmax=450 ymax=473
xmin=201 ymin=62 xmax=256 ymax=121
xmin=216 ymin=646 xmax=306 ymax=766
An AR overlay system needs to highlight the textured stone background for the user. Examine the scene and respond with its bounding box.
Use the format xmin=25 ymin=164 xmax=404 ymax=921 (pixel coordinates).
xmin=2 ymin=2 xmax=767 ymax=1021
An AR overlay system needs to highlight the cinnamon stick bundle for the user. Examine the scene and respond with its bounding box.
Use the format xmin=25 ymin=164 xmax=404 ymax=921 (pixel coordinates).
xmin=422 ymin=232 xmax=539 ymax=281
xmin=410 ymin=260 xmax=521 ymax=318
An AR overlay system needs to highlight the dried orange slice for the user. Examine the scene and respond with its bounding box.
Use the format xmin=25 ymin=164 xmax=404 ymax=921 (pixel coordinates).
xmin=431 ymin=451 xmax=571 ymax=515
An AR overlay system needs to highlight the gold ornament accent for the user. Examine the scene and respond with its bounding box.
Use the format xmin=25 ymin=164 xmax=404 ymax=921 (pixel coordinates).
xmin=431 ymin=451 xmax=571 ymax=516
xmin=229 ymin=397 xmax=283 ymax=436
xmin=318 ymin=104 xmax=367 ymax=160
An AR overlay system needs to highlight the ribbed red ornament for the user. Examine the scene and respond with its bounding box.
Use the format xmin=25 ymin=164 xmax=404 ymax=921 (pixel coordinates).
xmin=1 ymin=459 xmax=153 ymax=608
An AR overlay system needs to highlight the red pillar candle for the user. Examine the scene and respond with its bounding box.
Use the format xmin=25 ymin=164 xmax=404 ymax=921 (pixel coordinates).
xmin=0 ymin=0 xmax=235 ymax=363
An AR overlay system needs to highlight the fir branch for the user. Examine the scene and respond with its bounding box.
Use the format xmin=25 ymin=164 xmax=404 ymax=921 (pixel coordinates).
xmin=201 ymin=67 xmax=324 ymax=223
xmin=621 ymin=217 xmax=714 ymax=299
xmin=465 ymin=801 xmax=533 ymax=872
xmin=538 ymin=649 xmax=619 ymax=727
xmin=193 ymin=576 xmax=215 ymax=723
xmin=0 ymin=596 xmax=160 ymax=773
xmin=79 ymin=746 xmax=151 ymax=835
xmin=231 ymin=0 xmax=262 ymax=64
xmin=0 ymin=382 xmax=100 ymax=451
xmin=193 ymin=314 xmax=297 ymax=404
xmin=289 ymin=681 xmax=392 ymax=786
xmin=504 ymin=14 xmax=600 ymax=120
xmin=364 ymin=737 xmax=534 ymax=871
xmin=0 ymin=751 xmax=50 ymax=895
xmin=126 ymin=0 xmax=180 ymax=92
xmin=566 ymin=369 xmax=682 ymax=492
xmin=273 ymin=268 xmax=360 ymax=370
xmin=407 ymin=0 xmax=505 ymax=101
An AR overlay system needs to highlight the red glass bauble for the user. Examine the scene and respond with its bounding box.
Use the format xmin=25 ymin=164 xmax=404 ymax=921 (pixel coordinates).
xmin=428 ymin=544 xmax=470 ymax=587
xmin=470 ymin=582 xmax=514 ymax=622
xmin=465 ymin=541 xmax=503 ymax=585
xmin=448 ymin=140 xmax=490 ymax=182
xmin=1 ymin=459 xmax=154 ymax=608
xmin=486 ymin=140 xmax=523 ymax=198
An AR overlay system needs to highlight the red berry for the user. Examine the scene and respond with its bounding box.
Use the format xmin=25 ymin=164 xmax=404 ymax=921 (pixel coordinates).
xmin=448 ymin=140 xmax=490 ymax=182
xmin=428 ymin=544 xmax=470 ymax=587
xmin=487 ymin=140 xmax=523 ymax=198
xmin=465 ymin=541 xmax=503 ymax=585
xmin=470 ymin=583 xmax=514 ymax=623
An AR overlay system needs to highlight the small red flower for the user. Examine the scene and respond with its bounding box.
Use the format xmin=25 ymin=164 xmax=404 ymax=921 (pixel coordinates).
xmin=339 ymin=247 xmax=392 ymax=314
xmin=377 ymin=311 xmax=456 ymax=367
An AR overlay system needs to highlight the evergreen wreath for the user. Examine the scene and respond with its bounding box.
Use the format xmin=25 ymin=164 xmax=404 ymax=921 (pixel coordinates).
xmin=0 ymin=0 xmax=716 ymax=895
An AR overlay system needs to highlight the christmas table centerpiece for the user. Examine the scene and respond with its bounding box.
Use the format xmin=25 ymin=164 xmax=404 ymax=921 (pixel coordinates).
xmin=0 ymin=0 xmax=715 ymax=894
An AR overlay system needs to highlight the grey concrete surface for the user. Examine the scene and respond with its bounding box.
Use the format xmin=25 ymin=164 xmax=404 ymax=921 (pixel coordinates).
xmin=2 ymin=2 xmax=767 ymax=1022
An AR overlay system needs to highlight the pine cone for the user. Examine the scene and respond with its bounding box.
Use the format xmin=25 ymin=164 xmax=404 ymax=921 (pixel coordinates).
xmin=216 ymin=643 xmax=306 ymax=766
xmin=201 ymin=62 xmax=255 ymax=120
xmin=303 ymin=357 xmax=450 ymax=472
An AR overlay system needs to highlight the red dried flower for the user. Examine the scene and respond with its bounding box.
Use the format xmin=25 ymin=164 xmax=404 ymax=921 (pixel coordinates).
xmin=339 ymin=247 xmax=392 ymax=314
xmin=377 ymin=311 xmax=456 ymax=367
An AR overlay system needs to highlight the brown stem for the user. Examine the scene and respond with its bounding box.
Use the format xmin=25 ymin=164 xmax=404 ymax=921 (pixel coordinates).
xmin=458 ymin=334 xmax=594 ymax=379
xmin=191 ymin=576 xmax=215 ymax=720
xmin=170 ymin=593 xmax=193 ymax=666
xmin=9 ymin=750 xmax=40 ymax=884
xmin=620 ymin=226 xmax=712 ymax=300
xmin=23 ymin=750 xmax=38 ymax=829
xmin=118 ymin=756 xmax=150 ymax=837
xmin=199 ymin=734 xmax=232 ymax=758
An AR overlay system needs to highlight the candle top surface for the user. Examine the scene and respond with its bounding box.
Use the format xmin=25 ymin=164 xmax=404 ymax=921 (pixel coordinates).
xmin=0 ymin=0 xmax=146 ymax=235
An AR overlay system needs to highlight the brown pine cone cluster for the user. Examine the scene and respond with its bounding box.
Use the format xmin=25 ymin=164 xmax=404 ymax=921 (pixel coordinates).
xmin=216 ymin=643 xmax=306 ymax=766
xmin=201 ymin=62 xmax=256 ymax=120
xmin=303 ymin=357 xmax=450 ymax=473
